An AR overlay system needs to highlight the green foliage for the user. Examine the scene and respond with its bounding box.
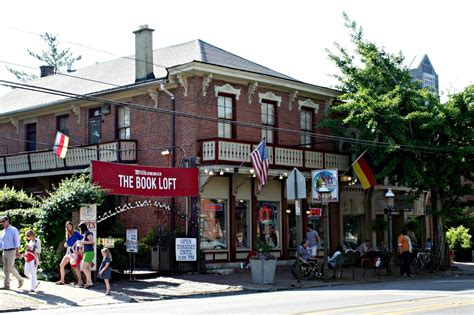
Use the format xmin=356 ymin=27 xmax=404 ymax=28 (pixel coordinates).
xmin=37 ymin=245 xmax=63 ymax=281
xmin=6 ymin=32 xmax=81 ymax=81
xmin=40 ymin=174 xmax=106 ymax=247
xmin=0 ymin=185 xmax=38 ymax=210
xmin=446 ymin=226 xmax=472 ymax=250
xmin=406 ymin=217 xmax=421 ymax=233
xmin=0 ymin=208 xmax=43 ymax=228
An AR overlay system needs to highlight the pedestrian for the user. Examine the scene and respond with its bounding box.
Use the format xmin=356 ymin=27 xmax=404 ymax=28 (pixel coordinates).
xmin=24 ymin=229 xmax=41 ymax=292
xmin=398 ymin=228 xmax=412 ymax=277
xmin=357 ymin=239 xmax=371 ymax=256
xmin=306 ymin=224 xmax=320 ymax=257
xmin=98 ymin=248 xmax=112 ymax=295
xmin=78 ymin=222 xmax=95 ymax=288
xmin=0 ymin=216 xmax=24 ymax=290
xmin=56 ymin=221 xmax=83 ymax=286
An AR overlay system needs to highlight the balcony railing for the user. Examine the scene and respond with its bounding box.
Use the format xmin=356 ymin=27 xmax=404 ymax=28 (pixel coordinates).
xmin=199 ymin=138 xmax=349 ymax=171
xmin=0 ymin=140 xmax=137 ymax=176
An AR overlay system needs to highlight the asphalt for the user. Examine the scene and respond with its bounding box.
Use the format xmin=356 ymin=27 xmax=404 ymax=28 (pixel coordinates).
xmin=0 ymin=261 xmax=472 ymax=313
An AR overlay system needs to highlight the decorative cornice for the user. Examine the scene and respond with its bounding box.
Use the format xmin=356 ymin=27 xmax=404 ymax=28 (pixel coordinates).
xmin=288 ymin=90 xmax=298 ymax=111
xmin=248 ymin=81 xmax=258 ymax=104
xmin=298 ymin=98 xmax=320 ymax=113
xmin=10 ymin=118 xmax=19 ymax=134
xmin=71 ymin=104 xmax=81 ymax=123
xmin=148 ymin=89 xmax=159 ymax=108
xmin=177 ymin=74 xmax=188 ymax=97
xmin=214 ymin=83 xmax=241 ymax=100
xmin=202 ymin=74 xmax=213 ymax=97
xmin=258 ymin=91 xmax=282 ymax=107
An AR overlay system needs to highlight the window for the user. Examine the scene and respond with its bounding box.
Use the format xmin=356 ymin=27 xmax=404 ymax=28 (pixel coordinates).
xmin=117 ymin=106 xmax=131 ymax=140
xmin=57 ymin=115 xmax=69 ymax=135
xmin=25 ymin=123 xmax=36 ymax=151
xmin=200 ymin=198 xmax=228 ymax=250
xmin=256 ymin=201 xmax=280 ymax=249
xmin=88 ymin=108 xmax=101 ymax=144
xmin=300 ymin=109 xmax=312 ymax=148
xmin=261 ymin=101 xmax=275 ymax=143
xmin=217 ymin=95 xmax=233 ymax=138
xmin=236 ymin=200 xmax=251 ymax=249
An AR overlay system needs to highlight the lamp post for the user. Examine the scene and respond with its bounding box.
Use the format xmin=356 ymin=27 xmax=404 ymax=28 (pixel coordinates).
xmin=318 ymin=183 xmax=331 ymax=267
xmin=385 ymin=188 xmax=395 ymax=253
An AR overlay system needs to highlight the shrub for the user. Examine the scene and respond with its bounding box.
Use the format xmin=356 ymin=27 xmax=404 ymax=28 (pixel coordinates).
xmin=0 ymin=185 xmax=38 ymax=210
xmin=446 ymin=225 xmax=472 ymax=250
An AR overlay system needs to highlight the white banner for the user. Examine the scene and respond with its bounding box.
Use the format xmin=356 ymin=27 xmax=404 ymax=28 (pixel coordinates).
xmin=175 ymin=238 xmax=197 ymax=261
xmin=311 ymin=169 xmax=339 ymax=203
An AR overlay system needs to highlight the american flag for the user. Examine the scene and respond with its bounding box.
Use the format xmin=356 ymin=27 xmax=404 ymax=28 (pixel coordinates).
xmin=250 ymin=139 xmax=269 ymax=191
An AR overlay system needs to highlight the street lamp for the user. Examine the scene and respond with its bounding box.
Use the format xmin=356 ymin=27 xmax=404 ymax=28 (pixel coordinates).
xmin=385 ymin=188 xmax=395 ymax=253
xmin=318 ymin=183 xmax=331 ymax=267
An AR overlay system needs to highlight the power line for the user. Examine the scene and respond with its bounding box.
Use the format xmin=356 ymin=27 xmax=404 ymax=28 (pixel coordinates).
xmin=0 ymin=79 xmax=453 ymax=155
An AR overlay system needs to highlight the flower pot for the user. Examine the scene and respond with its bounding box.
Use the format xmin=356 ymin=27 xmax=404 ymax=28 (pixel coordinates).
xmin=249 ymin=259 xmax=277 ymax=284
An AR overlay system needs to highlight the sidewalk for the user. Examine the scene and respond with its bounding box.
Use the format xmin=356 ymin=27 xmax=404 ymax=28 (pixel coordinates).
xmin=0 ymin=261 xmax=471 ymax=313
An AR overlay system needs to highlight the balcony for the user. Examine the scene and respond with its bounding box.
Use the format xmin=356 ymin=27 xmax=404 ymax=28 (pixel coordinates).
xmin=0 ymin=140 xmax=137 ymax=178
xmin=199 ymin=138 xmax=349 ymax=171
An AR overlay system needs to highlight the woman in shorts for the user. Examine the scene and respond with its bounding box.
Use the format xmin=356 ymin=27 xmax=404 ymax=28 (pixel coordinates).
xmin=56 ymin=221 xmax=83 ymax=286
xmin=78 ymin=222 xmax=95 ymax=288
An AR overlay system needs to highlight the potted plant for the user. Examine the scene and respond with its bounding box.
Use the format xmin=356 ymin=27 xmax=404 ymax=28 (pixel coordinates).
xmin=249 ymin=239 xmax=277 ymax=284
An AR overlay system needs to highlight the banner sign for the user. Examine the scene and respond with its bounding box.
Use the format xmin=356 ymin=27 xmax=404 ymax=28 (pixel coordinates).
xmin=175 ymin=238 xmax=197 ymax=261
xmin=126 ymin=229 xmax=138 ymax=253
xmin=92 ymin=160 xmax=199 ymax=197
xmin=311 ymin=169 xmax=339 ymax=203
xmin=80 ymin=204 xmax=97 ymax=271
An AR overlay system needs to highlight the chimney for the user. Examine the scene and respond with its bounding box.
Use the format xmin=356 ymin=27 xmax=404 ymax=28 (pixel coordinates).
xmin=40 ymin=65 xmax=55 ymax=77
xmin=133 ymin=25 xmax=155 ymax=82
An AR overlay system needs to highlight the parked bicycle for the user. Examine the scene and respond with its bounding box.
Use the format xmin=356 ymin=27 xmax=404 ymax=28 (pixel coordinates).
xmin=413 ymin=250 xmax=433 ymax=274
xmin=291 ymin=257 xmax=324 ymax=280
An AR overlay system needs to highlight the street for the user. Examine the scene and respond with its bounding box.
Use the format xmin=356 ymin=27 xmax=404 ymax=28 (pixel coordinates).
xmin=14 ymin=275 xmax=474 ymax=314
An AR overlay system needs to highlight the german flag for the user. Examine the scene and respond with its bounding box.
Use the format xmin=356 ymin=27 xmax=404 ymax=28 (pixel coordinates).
xmin=352 ymin=151 xmax=377 ymax=189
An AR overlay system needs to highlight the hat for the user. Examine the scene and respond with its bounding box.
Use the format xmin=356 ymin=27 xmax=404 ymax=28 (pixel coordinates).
xmin=0 ymin=216 xmax=8 ymax=222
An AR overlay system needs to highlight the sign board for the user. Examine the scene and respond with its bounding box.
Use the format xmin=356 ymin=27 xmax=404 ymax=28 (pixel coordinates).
xmin=307 ymin=207 xmax=322 ymax=218
xmin=80 ymin=204 xmax=97 ymax=271
xmin=92 ymin=160 xmax=199 ymax=197
xmin=175 ymin=238 xmax=197 ymax=261
xmin=311 ymin=169 xmax=339 ymax=203
xmin=286 ymin=168 xmax=307 ymax=200
xmin=295 ymin=200 xmax=301 ymax=216
xmin=126 ymin=229 xmax=138 ymax=253
xmin=394 ymin=195 xmax=415 ymax=211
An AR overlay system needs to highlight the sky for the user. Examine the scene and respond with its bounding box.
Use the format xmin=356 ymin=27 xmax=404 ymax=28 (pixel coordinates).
xmin=0 ymin=0 xmax=472 ymax=101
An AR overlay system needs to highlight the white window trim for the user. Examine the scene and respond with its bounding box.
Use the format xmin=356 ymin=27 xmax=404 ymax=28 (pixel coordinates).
xmin=298 ymin=98 xmax=320 ymax=113
xmin=214 ymin=83 xmax=241 ymax=100
xmin=258 ymin=91 xmax=282 ymax=107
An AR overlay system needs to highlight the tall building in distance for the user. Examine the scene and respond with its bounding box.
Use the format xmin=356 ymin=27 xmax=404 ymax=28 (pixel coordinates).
xmin=408 ymin=54 xmax=439 ymax=95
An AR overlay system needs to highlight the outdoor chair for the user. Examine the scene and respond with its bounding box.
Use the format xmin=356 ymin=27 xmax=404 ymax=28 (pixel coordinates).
xmin=331 ymin=254 xmax=344 ymax=279
xmin=341 ymin=251 xmax=358 ymax=280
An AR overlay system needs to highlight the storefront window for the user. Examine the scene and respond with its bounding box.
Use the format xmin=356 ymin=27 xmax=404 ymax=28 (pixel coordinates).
xmin=200 ymin=199 xmax=228 ymax=250
xmin=343 ymin=216 xmax=361 ymax=250
xmin=256 ymin=201 xmax=280 ymax=249
xmin=236 ymin=200 xmax=250 ymax=249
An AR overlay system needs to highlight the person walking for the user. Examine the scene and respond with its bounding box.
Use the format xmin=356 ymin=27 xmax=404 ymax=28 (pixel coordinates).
xmin=98 ymin=248 xmax=112 ymax=295
xmin=24 ymin=229 xmax=41 ymax=292
xmin=306 ymin=224 xmax=320 ymax=257
xmin=398 ymin=228 xmax=413 ymax=277
xmin=78 ymin=222 xmax=95 ymax=288
xmin=56 ymin=221 xmax=83 ymax=286
xmin=0 ymin=216 xmax=24 ymax=289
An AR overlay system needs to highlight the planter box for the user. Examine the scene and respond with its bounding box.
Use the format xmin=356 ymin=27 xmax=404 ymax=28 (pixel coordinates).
xmin=249 ymin=259 xmax=277 ymax=284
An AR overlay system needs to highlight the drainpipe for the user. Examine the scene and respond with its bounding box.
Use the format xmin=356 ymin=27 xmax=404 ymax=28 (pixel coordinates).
xmin=160 ymin=82 xmax=176 ymax=273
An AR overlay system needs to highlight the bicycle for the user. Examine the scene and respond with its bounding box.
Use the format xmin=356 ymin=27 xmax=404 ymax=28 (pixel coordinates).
xmin=413 ymin=250 xmax=432 ymax=274
xmin=291 ymin=257 xmax=324 ymax=280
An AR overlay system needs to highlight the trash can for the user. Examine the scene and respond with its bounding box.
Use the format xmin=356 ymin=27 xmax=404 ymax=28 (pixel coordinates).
xmin=159 ymin=246 xmax=170 ymax=271
xmin=151 ymin=246 xmax=160 ymax=271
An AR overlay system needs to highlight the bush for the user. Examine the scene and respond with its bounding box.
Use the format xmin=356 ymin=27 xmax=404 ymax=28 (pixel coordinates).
xmin=446 ymin=225 xmax=472 ymax=262
xmin=0 ymin=185 xmax=38 ymax=209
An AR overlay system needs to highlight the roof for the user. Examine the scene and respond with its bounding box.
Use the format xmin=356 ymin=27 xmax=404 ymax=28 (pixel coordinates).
xmin=0 ymin=40 xmax=297 ymax=115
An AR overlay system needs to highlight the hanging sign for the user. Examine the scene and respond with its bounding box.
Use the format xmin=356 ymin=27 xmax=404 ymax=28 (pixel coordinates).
xmin=92 ymin=160 xmax=199 ymax=197
xmin=175 ymin=238 xmax=197 ymax=261
xmin=311 ymin=169 xmax=339 ymax=203
xmin=80 ymin=204 xmax=97 ymax=271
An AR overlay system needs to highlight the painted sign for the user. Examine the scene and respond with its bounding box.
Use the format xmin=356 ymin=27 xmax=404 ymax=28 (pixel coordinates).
xmin=311 ymin=169 xmax=339 ymax=203
xmin=92 ymin=160 xmax=199 ymax=197
xmin=80 ymin=204 xmax=97 ymax=271
xmin=126 ymin=229 xmax=138 ymax=253
xmin=175 ymin=238 xmax=197 ymax=261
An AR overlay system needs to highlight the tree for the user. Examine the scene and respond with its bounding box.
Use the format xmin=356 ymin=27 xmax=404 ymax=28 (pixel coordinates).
xmin=6 ymin=32 xmax=81 ymax=81
xmin=323 ymin=13 xmax=474 ymax=268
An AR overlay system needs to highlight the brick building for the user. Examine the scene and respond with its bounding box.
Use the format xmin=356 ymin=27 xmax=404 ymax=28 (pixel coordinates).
xmin=0 ymin=26 xmax=430 ymax=265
